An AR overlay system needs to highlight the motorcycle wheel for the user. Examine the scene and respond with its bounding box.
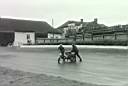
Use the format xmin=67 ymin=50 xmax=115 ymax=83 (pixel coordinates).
xmin=58 ymin=56 xmax=65 ymax=64
xmin=70 ymin=56 xmax=76 ymax=63
xmin=58 ymin=57 xmax=61 ymax=64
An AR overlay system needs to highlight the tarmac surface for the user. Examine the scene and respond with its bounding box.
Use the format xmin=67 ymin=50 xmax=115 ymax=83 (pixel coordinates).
xmin=0 ymin=47 xmax=128 ymax=86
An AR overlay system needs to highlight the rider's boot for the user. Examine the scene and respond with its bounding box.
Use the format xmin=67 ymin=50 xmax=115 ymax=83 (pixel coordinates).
xmin=63 ymin=56 xmax=65 ymax=63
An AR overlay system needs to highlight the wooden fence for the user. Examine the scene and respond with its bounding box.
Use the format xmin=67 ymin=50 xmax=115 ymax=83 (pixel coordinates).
xmin=36 ymin=33 xmax=128 ymax=45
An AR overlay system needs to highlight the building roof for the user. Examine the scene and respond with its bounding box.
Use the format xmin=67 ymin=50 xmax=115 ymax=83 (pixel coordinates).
xmin=0 ymin=18 xmax=53 ymax=33
xmin=57 ymin=20 xmax=107 ymax=30
xmin=57 ymin=21 xmax=82 ymax=29
xmin=48 ymin=29 xmax=63 ymax=34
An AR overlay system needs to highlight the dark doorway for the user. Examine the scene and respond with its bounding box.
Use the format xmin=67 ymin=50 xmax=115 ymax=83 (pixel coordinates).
xmin=0 ymin=32 xmax=14 ymax=46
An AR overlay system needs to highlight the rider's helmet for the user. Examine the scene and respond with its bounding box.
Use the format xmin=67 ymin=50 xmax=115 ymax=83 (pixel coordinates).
xmin=59 ymin=44 xmax=63 ymax=48
xmin=72 ymin=43 xmax=75 ymax=47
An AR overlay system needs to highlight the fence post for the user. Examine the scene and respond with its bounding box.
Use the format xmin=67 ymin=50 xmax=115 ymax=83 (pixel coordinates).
xmin=103 ymin=34 xmax=104 ymax=40
xmin=127 ymin=32 xmax=128 ymax=45
xmin=44 ymin=39 xmax=45 ymax=43
xmin=91 ymin=34 xmax=93 ymax=40
xmin=82 ymin=33 xmax=85 ymax=41
xmin=115 ymin=33 xmax=117 ymax=40
xmin=57 ymin=39 xmax=58 ymax=43
xmin=66 ymin=38 xmax=68 ymax=42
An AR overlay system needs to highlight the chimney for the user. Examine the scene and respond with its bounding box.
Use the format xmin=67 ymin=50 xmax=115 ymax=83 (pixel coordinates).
xmin=94 ymin=18 xmax=98 ymax=24
xmin=80 ymin=19 xmax=83 ymax=23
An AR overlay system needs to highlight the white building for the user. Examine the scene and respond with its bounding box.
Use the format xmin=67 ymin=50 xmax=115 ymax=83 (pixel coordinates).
xmin=47 ymin=29 xmax=64 ymax=39
xmin=57 ymin=19 xmax=84 ymax=38
xmin=13 ymin=32 xmax=35 ymax=46
xmin=0 ymin=17 xmax=54 ymax=46
xmin=48 ymin=33 xmax=63 ymax=39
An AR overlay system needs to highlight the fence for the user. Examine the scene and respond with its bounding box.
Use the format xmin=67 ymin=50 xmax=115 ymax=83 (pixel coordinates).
xmin=36 ymin=38 xmax=74 ymax=44
xmin=36 ymin=33 xmax=128 ymax=45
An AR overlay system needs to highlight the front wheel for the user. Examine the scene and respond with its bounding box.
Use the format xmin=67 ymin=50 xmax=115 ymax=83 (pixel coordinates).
xmin=58 ymin=56 xmax=65 ymax=64
xmin=58 ymin=57 xmax=62 ymax=64
xmin=58 ymin=57 xmax=61 ymax=64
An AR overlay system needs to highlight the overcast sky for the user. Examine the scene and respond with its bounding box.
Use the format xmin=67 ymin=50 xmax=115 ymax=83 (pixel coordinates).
xmin=0 ymin=0 xmax=128 ymax=27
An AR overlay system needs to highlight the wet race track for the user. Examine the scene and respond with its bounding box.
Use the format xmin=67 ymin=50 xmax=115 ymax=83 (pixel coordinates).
xmin=0 ymin=47 xmax=128 ymax=86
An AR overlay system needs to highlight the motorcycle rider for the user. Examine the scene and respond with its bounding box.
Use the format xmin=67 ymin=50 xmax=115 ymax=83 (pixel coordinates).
xmin=71 ymin=43 xmax=82 ymax=62
xmin=58 ymin=44 xmax=65 ymax=62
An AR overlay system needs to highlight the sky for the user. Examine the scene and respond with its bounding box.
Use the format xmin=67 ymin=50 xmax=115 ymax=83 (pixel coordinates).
xmin=0 ymin=0 xmax=128 ymax=27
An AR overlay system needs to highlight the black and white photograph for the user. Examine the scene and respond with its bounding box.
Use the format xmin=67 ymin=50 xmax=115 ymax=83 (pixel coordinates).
xmin=0 ymin=0 xmax=128 ymax=86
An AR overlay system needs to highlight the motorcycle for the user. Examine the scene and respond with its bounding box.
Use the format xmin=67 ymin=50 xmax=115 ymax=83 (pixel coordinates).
xmin=58 ymin=51 xmax=76 ymax=64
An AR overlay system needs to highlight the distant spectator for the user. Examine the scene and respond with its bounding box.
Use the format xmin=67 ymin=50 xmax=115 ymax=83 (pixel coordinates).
xmin=27 ymin=39 xmax=32 ymax=45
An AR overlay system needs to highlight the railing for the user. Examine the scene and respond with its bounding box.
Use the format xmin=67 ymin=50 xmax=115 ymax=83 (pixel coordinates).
xmin=36 ymin=33 xmax=128 ymax=44
xmin=36 ymin=38 xmax=74 ymax=44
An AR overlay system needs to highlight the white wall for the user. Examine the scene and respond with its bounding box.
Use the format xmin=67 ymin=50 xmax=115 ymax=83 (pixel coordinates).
xmin=13 ymin=32 xmax=35 ymax=46
xmin=48 ymin=33 xmax=63 ymax=39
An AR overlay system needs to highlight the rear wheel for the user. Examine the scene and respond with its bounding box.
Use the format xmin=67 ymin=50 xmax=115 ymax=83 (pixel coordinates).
xmin=70 ymin=55 xmax=76 ymax=63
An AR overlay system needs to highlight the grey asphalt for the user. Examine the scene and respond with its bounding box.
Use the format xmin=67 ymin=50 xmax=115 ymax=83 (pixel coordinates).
xmin=0 ymin=47 xmax=128 ymax=86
